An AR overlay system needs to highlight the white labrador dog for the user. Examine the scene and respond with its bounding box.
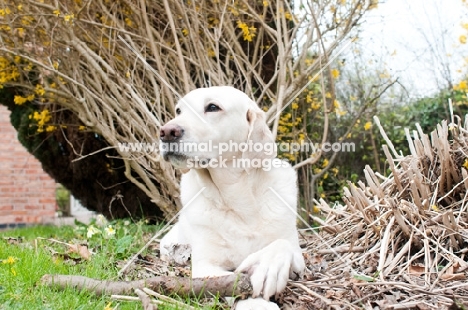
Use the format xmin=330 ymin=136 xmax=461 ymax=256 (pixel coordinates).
xmin=159 ymin=86 xmax=304 ymax=309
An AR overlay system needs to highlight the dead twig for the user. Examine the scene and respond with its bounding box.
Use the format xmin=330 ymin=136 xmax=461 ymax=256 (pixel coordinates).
xmin=40 ymin=273 xmax=252 ymax=299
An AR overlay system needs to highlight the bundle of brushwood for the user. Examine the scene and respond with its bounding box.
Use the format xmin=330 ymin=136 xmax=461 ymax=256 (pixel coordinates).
xmin=292 ymin=114 xmax=468 ymax=308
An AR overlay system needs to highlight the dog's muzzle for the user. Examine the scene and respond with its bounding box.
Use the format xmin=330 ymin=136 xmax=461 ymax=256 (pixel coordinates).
xmin=160 ymin=124 xmax=184 ymax=142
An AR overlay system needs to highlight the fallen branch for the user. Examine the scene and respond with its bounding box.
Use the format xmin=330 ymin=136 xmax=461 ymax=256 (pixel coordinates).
xmin=135 ymin=289 xmax=155 ymax=310
xmin=41 ymin=273 xmax=252 ymax=299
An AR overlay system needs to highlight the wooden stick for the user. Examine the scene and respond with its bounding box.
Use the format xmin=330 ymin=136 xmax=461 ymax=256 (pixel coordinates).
xmin=41 ymin=274 xmax=252 ymax=299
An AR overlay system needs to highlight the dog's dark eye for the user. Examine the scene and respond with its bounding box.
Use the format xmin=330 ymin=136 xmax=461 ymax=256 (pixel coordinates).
xmin=176 ymin=107 xmax=181 ymax=115
xmin=205 ymin=103 xmax=221 ymax=113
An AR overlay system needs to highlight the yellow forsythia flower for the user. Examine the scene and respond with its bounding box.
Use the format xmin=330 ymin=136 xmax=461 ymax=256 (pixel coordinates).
xmin=459 ymin=80 xmax=467 ymax=90
xmin=45 ymin=125 xmax=57 ymax=132
xmin=64 ymin=14 xmax=74 ymax=23
xmin=237 ymin=21 xmax=256 ymax=42
xmin=331 ymin=68 xmax=340 ymax=79
xmin=14 ymin=95 xmax=28 ymax=105
xmin=35 ymin=84 xmax=45 ymax=96
xmin=460 ymin=35 xmax=467 ymax=44
xmin=463 ymin=159 xmax=468 ymax=169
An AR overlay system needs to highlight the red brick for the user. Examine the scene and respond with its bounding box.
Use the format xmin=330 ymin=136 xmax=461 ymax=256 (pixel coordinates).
xmin=0 ymin=105 xmax=57 ymax=225
xmin=0 ymin=215 xmax=16 ymax=224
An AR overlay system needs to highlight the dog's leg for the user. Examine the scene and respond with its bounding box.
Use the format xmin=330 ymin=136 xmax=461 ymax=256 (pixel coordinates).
xmin=191 ymin=262 xmax=233 ymax=278
xmin=236 ymin=239 xmax=305 ymax=300
xmin=160 ymin=223 xmax=188 ymax=257
xmin=234 ymin=297 xmax=280 ymax=310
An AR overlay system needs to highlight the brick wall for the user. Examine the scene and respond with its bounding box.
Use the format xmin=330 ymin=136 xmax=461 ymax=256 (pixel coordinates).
xmin=0 ymin=105 xmax=57 ymax=227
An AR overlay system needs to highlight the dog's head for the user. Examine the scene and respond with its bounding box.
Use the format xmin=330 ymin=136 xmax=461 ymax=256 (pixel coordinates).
xmin=160 ymin=86 xmax=276 ymax=169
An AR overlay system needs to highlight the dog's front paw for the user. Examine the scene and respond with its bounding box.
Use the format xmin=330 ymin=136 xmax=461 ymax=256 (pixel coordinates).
xmin=235 ymin=239 xmax=304 ymax=299
xmin=235 ymin=297 xmax=280 ymax=310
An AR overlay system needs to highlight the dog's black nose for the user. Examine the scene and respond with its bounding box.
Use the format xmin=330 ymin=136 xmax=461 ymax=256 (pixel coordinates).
xmin=160 ymin=124 xmax=184 ymax=142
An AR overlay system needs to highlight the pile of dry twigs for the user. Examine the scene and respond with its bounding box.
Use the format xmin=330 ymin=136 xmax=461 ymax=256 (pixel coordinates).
xmin=291 ymin=113 xmax=468 ymax=308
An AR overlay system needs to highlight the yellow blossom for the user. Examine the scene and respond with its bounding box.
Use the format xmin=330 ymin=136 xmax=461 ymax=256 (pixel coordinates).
xmin=207 ymin=48 xmax=216 ymax=57
xmin=331 ymin=167 xmax=339 ymax=176
xmin=124 ymin=17 xmax=133 ymax=27
xmin=53 ymin=61 xmax=59 ymax=69
xmin=182 ymin=28 xmax=189 ymax=36
xmin=298 ymin=133 xmax=305 ymax=142
xmin=35 ymin=84 xmax=45 ymax=96
xmin=53 ymin=9 xmax=60 ymax=16
xmin=14 ymin=95 xmax=28 ymax=105
xmin=431 ymin=205 xmax=439 ymax=212
xmin=292 ymin=102 xmax=299 ymax=110
xmin=228 ymin=6 xmax=239 ymax=16
xmin=237 ymin=21 xmax=256 ymax=42
xmin=312 ymin=205 xmax=320 ymax=213
xmin=463 ymin=159 xmax=468 ymax=170
xmin=458 ymin=80 xmax=467 ymax=90
xmin=0 ymin=8 xmax=11 ymax=16
xmin=2 ymin=256 xmax=17 ymax=264
xmin=460 ymin=35 xmax=467 ymax=44
xmin=78 ymin=125 xmax=86 ymax=131
xmin=364 ymin=121 xmax=372 ymax=130
xmin=64 ymin=14 xmax=74 ymax=23
xmin=104 ymin=302 xmax=114 ymax=310
xmin=322 ymin=158 xmax=329 ymax=168
xmin=21 ymin=16 xmax=34 ymax=26
xmin=45 ymin=125 xmax=57 ymax=132
xmin=263 ymin=0 xmax=268 ymax=6
xmin=31 ymin=109 xmax=52 ymax=133
xmin=311 ymin=102 xmax=321 ymax=110
xmin=331 ymin=68 xmax=340 ymax=79
xmin=17 ymin=4 xmax=23 ymax=11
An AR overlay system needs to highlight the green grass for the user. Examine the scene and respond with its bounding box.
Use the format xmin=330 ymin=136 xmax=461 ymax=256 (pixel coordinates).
xmin=0 ymin=221 xmax=224 ymax=310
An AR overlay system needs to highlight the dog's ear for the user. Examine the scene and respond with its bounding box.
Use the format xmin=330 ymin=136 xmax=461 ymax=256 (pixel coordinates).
xmin=243 ymin=108 xmax=277 ymax=161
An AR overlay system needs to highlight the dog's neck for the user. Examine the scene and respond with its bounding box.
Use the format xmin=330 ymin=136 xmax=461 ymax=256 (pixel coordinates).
xmin=193 ymin=163 xmax=260 ymax=215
